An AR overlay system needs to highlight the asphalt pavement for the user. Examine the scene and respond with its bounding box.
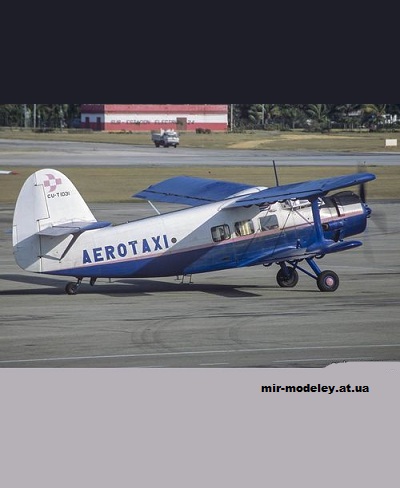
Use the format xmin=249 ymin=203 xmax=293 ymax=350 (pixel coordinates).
xmin=1 ymin=140 xmax=399 ymax=368
xmin=1 ymin=200 xmax=399 ymax=368
xmin=1 ymin=138 xmax=400 ymax=166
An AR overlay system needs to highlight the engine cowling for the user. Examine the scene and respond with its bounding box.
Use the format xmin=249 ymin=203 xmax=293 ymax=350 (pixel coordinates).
xmin=320 ymin=191 xmax=371 ymax=241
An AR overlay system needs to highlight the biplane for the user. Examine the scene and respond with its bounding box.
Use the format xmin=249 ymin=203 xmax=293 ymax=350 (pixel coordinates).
xmin=12 ymin=168 xmax=375 ymax=294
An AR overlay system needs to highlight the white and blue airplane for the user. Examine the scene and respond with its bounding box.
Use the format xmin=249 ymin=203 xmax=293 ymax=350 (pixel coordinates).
xmin=12 ymin=168 xmax=375 ymax=294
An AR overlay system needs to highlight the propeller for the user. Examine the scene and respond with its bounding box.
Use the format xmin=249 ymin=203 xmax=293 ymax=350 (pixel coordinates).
xmin=357 ymin=162 xmax=387 ymax=235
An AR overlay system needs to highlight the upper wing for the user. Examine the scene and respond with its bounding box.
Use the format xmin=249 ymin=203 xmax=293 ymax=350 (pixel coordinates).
xmin=132 ymin=176 xmax=255 ymax=206
xmin=223 ymin=172 xmax=376 ymax=208
xmin=133 ymin=173 xmax=376 ymax=208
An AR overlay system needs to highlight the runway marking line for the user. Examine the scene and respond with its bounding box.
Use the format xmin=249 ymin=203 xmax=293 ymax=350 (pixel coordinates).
xmin=272 ymin=356 xmax=375 ymax=363
xmin=0 ymin=343 xmax=399 ymax=365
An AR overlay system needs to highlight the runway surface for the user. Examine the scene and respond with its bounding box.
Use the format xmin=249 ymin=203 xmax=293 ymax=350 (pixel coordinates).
xmin=1 ymin=140 xmax=399 ymax=368
xmin=1 ymin=138 xmax=400 ymax=166
xmin=1 ymin=199 xmax=399 ymax=368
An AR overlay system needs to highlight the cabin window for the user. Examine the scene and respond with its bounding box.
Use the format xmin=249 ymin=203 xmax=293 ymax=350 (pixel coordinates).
xmin=282 ymin=199 xmax=312 ymax=210
xmin=234 ymin=220 xmax=255 ymax=236
xmin=211 ymin=224 xmax=231 ymax=242
xmin=259 ymin=215 xmax=279 ymax=231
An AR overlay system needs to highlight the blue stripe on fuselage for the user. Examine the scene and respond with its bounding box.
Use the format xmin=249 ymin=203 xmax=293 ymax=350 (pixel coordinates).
xmin=47 ymin=212 xmax=366 ymax=279
xmin=47 ymin=225 xmax=303 ymax=278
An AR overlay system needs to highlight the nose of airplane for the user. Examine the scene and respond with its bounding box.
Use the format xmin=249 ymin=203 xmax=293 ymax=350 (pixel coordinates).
xmin=364 ymin=203 xmax=372 ymax=218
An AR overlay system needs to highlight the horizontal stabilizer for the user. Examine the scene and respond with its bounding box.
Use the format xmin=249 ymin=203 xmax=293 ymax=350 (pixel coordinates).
xmin=37 ymin=221 xmax=111 ymax=237
xmin=133 ymin=176 xmax=255 ymax=206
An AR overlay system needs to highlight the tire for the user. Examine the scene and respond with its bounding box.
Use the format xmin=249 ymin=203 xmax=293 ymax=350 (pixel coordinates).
xmin=317 ymin=270 xmax=339 ymax=292
xmin=276 ymin=267 xmax=299 ymax=288
xmin=65 ymin=282 xmax=78 ymax=295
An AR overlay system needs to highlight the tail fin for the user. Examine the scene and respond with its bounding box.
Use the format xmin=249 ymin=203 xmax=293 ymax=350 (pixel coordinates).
xmin=12 ymin=169 xmax=104 ymax=272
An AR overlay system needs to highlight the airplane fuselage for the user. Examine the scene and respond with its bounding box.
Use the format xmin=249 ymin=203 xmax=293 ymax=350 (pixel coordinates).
xmin=12 ymin=168 xmax=375 ymax=293
xmin=30 ymin=194 xmax=367 ymax=279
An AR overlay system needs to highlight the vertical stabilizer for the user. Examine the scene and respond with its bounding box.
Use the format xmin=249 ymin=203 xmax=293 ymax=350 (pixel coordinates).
xmin=12 ymin=169 xmax=96 ymax=271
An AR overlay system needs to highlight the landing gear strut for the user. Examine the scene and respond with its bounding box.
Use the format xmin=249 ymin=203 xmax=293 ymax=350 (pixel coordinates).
xmin=276 ymin=264 xmax=299 ymax=288
xmin=275 ymin=258 xmax=340 ymax=292
xmin=65 ymin=277 xmax=97 ymax=295
xmin=65 ymin=278 xmax=82 ymax=295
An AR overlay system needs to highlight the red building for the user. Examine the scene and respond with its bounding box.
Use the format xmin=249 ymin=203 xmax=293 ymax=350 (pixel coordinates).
xmin=80 ymin=104 xmax=228 ymax=132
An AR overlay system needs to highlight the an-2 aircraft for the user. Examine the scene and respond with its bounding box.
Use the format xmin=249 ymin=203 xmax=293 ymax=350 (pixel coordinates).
xmin=12 ymin=167 xmax=375 ymax=294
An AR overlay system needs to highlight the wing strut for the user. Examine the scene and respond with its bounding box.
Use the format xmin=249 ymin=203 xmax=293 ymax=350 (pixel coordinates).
xmin=148 ymin=200 xmax=161 ymax=215
xmin=310 ymin=198 xmax=324 ymax=245
xmin=306 ymin=197 xmax=362 ymax=254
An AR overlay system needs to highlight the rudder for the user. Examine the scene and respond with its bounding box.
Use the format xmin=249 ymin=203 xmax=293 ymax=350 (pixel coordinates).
xmin=12 ymin=169 xmax=98 ymax=272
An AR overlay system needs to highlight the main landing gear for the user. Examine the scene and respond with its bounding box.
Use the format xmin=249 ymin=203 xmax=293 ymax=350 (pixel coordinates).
xmin=275 ymin=258 xmax=339 ymax=292
xmin=65 ymin=277 xmax=97 ymax=295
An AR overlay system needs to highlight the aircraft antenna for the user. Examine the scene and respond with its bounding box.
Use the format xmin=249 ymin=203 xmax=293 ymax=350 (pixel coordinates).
xmin=273 ymin=160 xmax=280 ymax=186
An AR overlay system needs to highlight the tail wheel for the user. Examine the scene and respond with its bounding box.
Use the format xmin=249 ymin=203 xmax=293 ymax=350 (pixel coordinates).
xmin=276 ymin=267 xmax=299 ymax=288
xmin=317 ymin=270 xmax=339 ymax=292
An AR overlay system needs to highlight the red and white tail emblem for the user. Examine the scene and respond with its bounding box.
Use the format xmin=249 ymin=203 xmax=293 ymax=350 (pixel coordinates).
xmin=43 ymin=173 xmax=62 ymax=192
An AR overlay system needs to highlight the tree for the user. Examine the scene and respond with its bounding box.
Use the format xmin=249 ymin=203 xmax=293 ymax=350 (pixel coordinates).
xmin=228 ymin=104 xmax=242 ymax=131
xmin=275 ymin=104 xmax=307 ymax=129
xmin=333 ymin=104 xmax=362 ymax=130
xmin=361 ymin=104 xmax=387 ymax=130
xmin=0 ymin=105 xmax=23 ymax=127
xmin=305 ymin=104 xmax=332 ymax=132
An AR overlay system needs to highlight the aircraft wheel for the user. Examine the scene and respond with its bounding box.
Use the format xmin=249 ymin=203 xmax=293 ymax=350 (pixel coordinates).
xmin=276 ymin=267 xmax=299 ymax=288
xmin=317 ymin=270 xmax=339 ymax=292
xmin=65 ymin=282 xmax=78 ymax=295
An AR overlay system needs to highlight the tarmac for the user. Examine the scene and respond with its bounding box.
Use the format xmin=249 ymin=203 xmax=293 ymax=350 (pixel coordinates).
xmin=1 ymin=138 xmax=400 ymax=166
xmin=1 ymin=200 xmax=399 ymax=368
xmin=1 ymin=140 xmax=399 ymax=368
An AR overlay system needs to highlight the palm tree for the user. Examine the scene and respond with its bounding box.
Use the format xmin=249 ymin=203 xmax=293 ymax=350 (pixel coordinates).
xmin=247 ymin=104 xmax=264 ymax=125
xmin=0 ymin=105 xmax=17 ymax=126
xmin=305 ymin=104 xmax=332 ymax=132
xmin=333 ymin=104 xmax=362 ymax=130
xmin=361 ymin=104 xmax=387 ymax=130
xmin=275 ymin=105 xmax=306 ymax=129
